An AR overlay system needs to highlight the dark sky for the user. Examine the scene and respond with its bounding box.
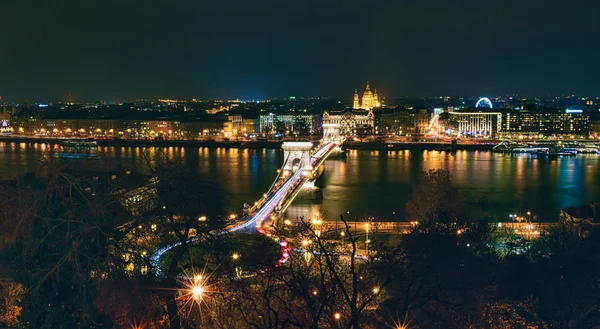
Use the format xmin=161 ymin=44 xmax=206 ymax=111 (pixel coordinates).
xmin=0 ymin=0 xmax=598 ymax=101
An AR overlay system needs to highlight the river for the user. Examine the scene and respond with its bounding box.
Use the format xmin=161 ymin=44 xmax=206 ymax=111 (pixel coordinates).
xmin=1 ymin=142 xmax=598 ymax=222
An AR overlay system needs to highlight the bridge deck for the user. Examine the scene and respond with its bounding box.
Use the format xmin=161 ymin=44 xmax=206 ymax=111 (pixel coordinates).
xmin=230 ymin=142 xmax=337 ymax=233
xmin=151 ymin=141 xmax=338 ymax=271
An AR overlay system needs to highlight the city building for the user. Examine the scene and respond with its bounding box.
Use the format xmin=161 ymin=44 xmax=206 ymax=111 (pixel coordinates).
xmin=353 ymin=82 xmax=381 ymax=110
xmin=322 ymin=109 xmax=374 ymax=135
xmin=377 ymin=108 xmax=430 ymax=135
xmin=590 ymin=119 xmax=600 ymax=138
xmin=0 ymin=119 xmax=8 ymax=133
xmin=0 ymin=108 xmax=10 ymax=133
xmin=223 ymin=116 xmax=259 ymax=137
xmin=439 ymin=112 xmax=503 ymax=137
xmin=502 ymin=109 xmax=590 ymax=137
xmin=259 ymin=113 xmax=321 ymax=135
xmin=8 ymin=118 xmax=226 ymax=138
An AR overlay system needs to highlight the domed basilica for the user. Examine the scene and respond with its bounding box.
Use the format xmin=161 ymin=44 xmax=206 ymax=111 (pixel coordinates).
xmin=352 ymin=81 xmax=381 ymax=110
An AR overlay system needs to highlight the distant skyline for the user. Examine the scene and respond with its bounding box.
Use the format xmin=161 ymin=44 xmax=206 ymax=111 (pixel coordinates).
xmin=1 ymin=0 xmax=599 ymax=101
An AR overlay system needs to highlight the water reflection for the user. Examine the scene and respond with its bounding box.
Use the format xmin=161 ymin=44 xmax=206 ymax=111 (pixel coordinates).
xmin=0 ymin=142 xmax=598 ymax=222
xmin=310 ymin=150 xmax=600 ymax=222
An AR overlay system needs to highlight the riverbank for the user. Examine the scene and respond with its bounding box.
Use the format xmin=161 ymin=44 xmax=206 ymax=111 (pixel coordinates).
xmin=342 ymin=141 xmax=496 ymax=151
xmin=0 ymin=136 xmax=498 ymax=151
xmin=0 ymin=136 xmax=284 ymax=149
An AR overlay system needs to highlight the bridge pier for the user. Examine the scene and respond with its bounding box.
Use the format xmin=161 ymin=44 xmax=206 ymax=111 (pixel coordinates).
xmin=295 ymin=180 xmax=322 ymax=199
xmin=281 ymin=142 xmax=313 ymax=177
xmin=322 ymin=123 xmax=342 ymax=144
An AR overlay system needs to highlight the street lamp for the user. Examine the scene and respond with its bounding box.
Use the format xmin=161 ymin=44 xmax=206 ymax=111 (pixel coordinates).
xmin=334 ymin=312 xmax=341 ymax=321
xmin=232 ymin=253 xmax=241 ymax=278
xmin=191 ymin=284 xmax=204 ymax=301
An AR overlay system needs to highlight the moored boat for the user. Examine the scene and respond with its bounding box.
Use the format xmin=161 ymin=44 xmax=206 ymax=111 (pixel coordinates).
xmin=535 ymin=147 xmax=577 ymax=156
xmin=61 ymin=138 xmax=98 ymax=148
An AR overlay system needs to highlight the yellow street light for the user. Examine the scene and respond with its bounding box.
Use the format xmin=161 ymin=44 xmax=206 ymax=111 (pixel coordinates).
xmin=229 ymin=214 xmax=237 ymax=220
xmin=372 ymin=287 xmax=380 ymax=294
xmin=198 ymin=216 xmax=207 ymax=221
xmin=232 ymin=253 xmax=240 ymax=261
xmin=192 ymin=284 xmax=204 ymax=301
xmin=334 ymin=312 xmax=341 ymax=320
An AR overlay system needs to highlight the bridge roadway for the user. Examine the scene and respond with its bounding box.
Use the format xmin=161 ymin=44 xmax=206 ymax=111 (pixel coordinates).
xmin=150 ymin=141 xmax=338 ymax=271
xmin=229 ymin=141 xmax=338 ymax=233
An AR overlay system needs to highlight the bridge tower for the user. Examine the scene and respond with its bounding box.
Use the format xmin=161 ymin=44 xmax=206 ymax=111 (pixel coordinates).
xmin=281 ymin=142 xmax=313 ymax=176
xmin=322 ymin=123 xmax=341 ymax=143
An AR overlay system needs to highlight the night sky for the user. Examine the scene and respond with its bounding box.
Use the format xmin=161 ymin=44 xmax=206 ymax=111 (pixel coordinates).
xmin=1 ymin=0 xmax=598 ymax=101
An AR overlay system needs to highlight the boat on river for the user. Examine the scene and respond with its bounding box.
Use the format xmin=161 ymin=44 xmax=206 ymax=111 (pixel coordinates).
xmin=534 ymin=147 xmax=577 ymax=156
xmin=55 ymin=138 xmax=99 ymax=159
xmin=492 ymin=141 xmax=551 ymax=153
xmin=576 ymin=143 xmax=600 ymax=154
xmin=61 ymin=138 xmax=98 ymax=148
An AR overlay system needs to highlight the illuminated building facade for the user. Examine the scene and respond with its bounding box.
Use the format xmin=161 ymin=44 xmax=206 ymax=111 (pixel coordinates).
xmin=323 ymin=110 xmax=374 ymax=135
xmin=440 ymin=112 xmax=503 ymax=137
xmin=377 ymin=109 xmax=430 ymax=135
xmin=503 ymin=110 xmax=590 ymax=137
xmin=224 ymin=115 xmax=260 ymax=137
xmin=0 ymin=119 xmax=9 ymax=133
xmin=590 ymin=119 xmax=600 ymax=138
xmin=0 ymin=108 xmax=10 ymax=133
xmin=8 ymin=118 xmax=225 ymax=138
xmin=353 ymin=82 xmax=381 ymax=110
xmin=259 ymin=114 xmax=321 ymax=135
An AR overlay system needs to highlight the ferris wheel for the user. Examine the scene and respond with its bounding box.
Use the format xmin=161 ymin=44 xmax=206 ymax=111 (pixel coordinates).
xmin=475 ymin=97 xmax=493 ymax=108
